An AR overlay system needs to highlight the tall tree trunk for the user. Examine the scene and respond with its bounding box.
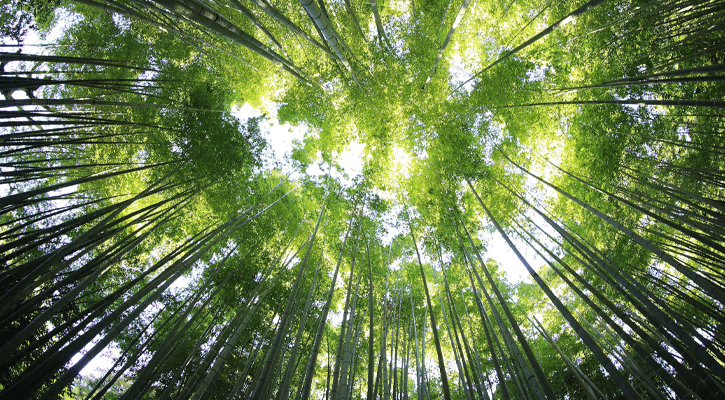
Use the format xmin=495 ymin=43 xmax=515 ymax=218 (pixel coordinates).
xmin=369 ymin=0 xmax=391 ymax=48
xmin=497 ymin=153 xmax=725 ymax=373
xmin=409 ymin=224 xmax=452 ymax=400
xmin=365 ymin=236 xmax=376 ymax=400
xmin=431 ymin=265 xmax=470 ymax=400
xmin=463 ymin=175 xmax=640 ymax=398
xmin=248 ymin=0 xmax=335 ymax=58
xmin=330 ymin=227 xmax=360 ymax=400
xmin=424 ymin=0 xmax=473 ymax=88
xmin=455 ymin=212 xmax=553 ymax=400
xmin=337 ymin=260 xmax=364 ymax=400
xmin=454 ymin=0 xmax=607 ymax=92
xmin=275 ymin=253 xmax=324 ymax=400
xmin=249 ymin=191 xmax=328 ymax=400
xmin=298 ymin=0 xmax=360 ymax=85
xmin=298 ymin=214 xmax=357 ymax=400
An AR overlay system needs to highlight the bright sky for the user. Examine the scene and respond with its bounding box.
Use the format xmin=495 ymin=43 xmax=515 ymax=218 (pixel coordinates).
xmin=64 ymin=104 xmax=542 ymax=378
xmin=234 ymin=103 xmax=544 ymax=284
xmin=12 ymin=23 xmax=535 ymax=375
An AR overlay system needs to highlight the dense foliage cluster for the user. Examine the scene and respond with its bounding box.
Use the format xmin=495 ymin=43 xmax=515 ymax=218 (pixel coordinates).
xmin=1 ymin=0 xmax=724 ymax=399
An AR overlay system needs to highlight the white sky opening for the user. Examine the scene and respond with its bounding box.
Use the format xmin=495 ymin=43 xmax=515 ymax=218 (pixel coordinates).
xmin=482 ymin=232 xmax=544 ymax=283
xmin=70 ymin=339 xmax=122 ymax=378
xmin=11 ymin=12 xmax=560 ymax=383
xmin=234 ymin=104 xmax=369 ymax=188
xmin=449 ymin=53 xmax=476 ymax=94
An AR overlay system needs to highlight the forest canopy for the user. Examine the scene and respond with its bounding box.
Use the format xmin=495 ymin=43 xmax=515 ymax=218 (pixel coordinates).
xmin=1 ymin=0 xmax=724 ymax=399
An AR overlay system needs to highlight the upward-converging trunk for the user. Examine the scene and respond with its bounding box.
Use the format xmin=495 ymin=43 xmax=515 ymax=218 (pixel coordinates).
xmin=454 ymin=242 xmax=510 ymax=400
xmin=298 ymin=214 xmax=357 ymax=400
xmin=366 ymin=236 xmax=376 ymax=400
xmin=248 ymin=0 xmax=335 ymax=58
xmin=529 ymin=316 xmax=598 ymax=400
xmin=337 ymin=259 xmax=364 ymax=400
xmin=454 ymin=211 xmax=553 ymax=400
xmin=226 ymin=0 xmax=289 ymax=58
xmin=249 ymin=191 xmax=328 ymax=400
xmin=330 ymin=228 xmax=360 ymax=400
xmin=443 ymin=276 xmax=484 ymax=400
xmin=454 ymin=0 xmax=607 ymax=92
xmin=121 ymin=261 xmax=241 ymax=400
xmin=457 ymin=288 xmax=492 ymax=400
xmin=424 ymin=0 xmax=474 ymax=88
xmin=0 ymin=51 xmax=153 ymax=70
xmin=463 ymin=175 xmax=641 ymax=398
xmin=502 ymin=173 xmax=719 ymax=398
xmin=369 ymin=0 xmax=391 ymax=48
xmin=431 ymin=264 xmax=469 ymax=400
xmin=37 ymin=263 xmax=188 ymax=400
xmin=498 ymin=152 xmax=725 ymax=371
xmin=411 ymin=304 xmax=424 ymax=400
xmin=534 ymin=198 xmax=725 ymax=395
xmin=511 ymin=214 xmax=699 ymax=399
xmin=275 ymin=253 xmax=323 ymax=400
xmin=178 ymin=232 xmax=310 ymax=400
xmin=299 ymin=0 xmax=360 ymax=85
xmin=342 ymin=0 xmax=367 ymax=41
xmin=410 ymin=225 xmax=452 ymax=400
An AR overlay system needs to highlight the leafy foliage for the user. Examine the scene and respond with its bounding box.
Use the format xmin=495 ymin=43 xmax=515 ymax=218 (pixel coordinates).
xmin=1 ymin=0 xmax=724 ymax=399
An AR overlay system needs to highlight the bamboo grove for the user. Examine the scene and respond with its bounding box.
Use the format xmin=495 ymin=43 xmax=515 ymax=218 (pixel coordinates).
xmin=0 ymin=0 xmax=724 ymax=398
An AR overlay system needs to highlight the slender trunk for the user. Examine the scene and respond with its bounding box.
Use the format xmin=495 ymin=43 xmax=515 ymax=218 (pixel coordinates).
xmin=431 ymin=265 xmax=469 ymax=400
xmin=0 ymin=51 xmax=152 ymax=70
xmin=454 ymin=0 xmax=607 ymax=92
xmin=529 ymin=316 xmax=598 ymax=400
xmin=120 ymin=258 xmax=239 ymax=400
xmin=369 ymin=0 xmax=391 ymax=48
xmin=337 ymin=261 xmax=364 ymax=400
xmin=463 ymin=175 xmax=640 ymax=398
xmin=498 ymin=153 xmax=725 ymax=361
xmin=391 ymin=285 xmax=402 ymax=400
xmin=342 ymin=0 xmax=367 ymax=41
xmin=298 ymin=0 xmax=360 ymax=85
xmin=412 ymin=305 xmax=423 ymax=400
xmin=403 ymin=316 xmax=411 ymax=400
xmin=248 ymin=0 xmax=335 ymax=58
xmin=0 ymin=97 xmax=231 ymax=112
xmin=366 ymin=236 xmax=375 ymax=400
xmin=225 ymin=0 xmax=289 ymax=57
xmin=420 ymin=314 xmax=431 ymax=400
xmin=445 ymin=279 xmax=484 ymax=400
xmin=456 ymin=212 xmax=552 ymax=400
xmin=459 ymin=289 xmax=492 ymax=400
xmin=541 ymin=204 xmax=725 ymax=391
xmin=275 ymin=253 xmax=324 ymax=400
xmin=462 ymin=266 xmax=511 ymax=400
xmin=36 ymin=263 xmax=188 ymax=400
xmin=84 ymin=309 xmax=167 ymax=400
xmin=330 ymin=228 xmax=360 ymax=400
xmin=227 ymin=318 xmax=277 ymax=399
xmin=298 ymin=214 xmax=357 ymax=400
xmin=249 ymin=191 xmax=328 ymax=400
xmin=423 ymin=0 xmax=473 ymax=88
xmin=410 ymin=225 xmax=452 ymax=400
xmin=499 ymin=98 xmax=725 ymax=109
xmin=511 ymin=209 xmax=708 ymax=399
